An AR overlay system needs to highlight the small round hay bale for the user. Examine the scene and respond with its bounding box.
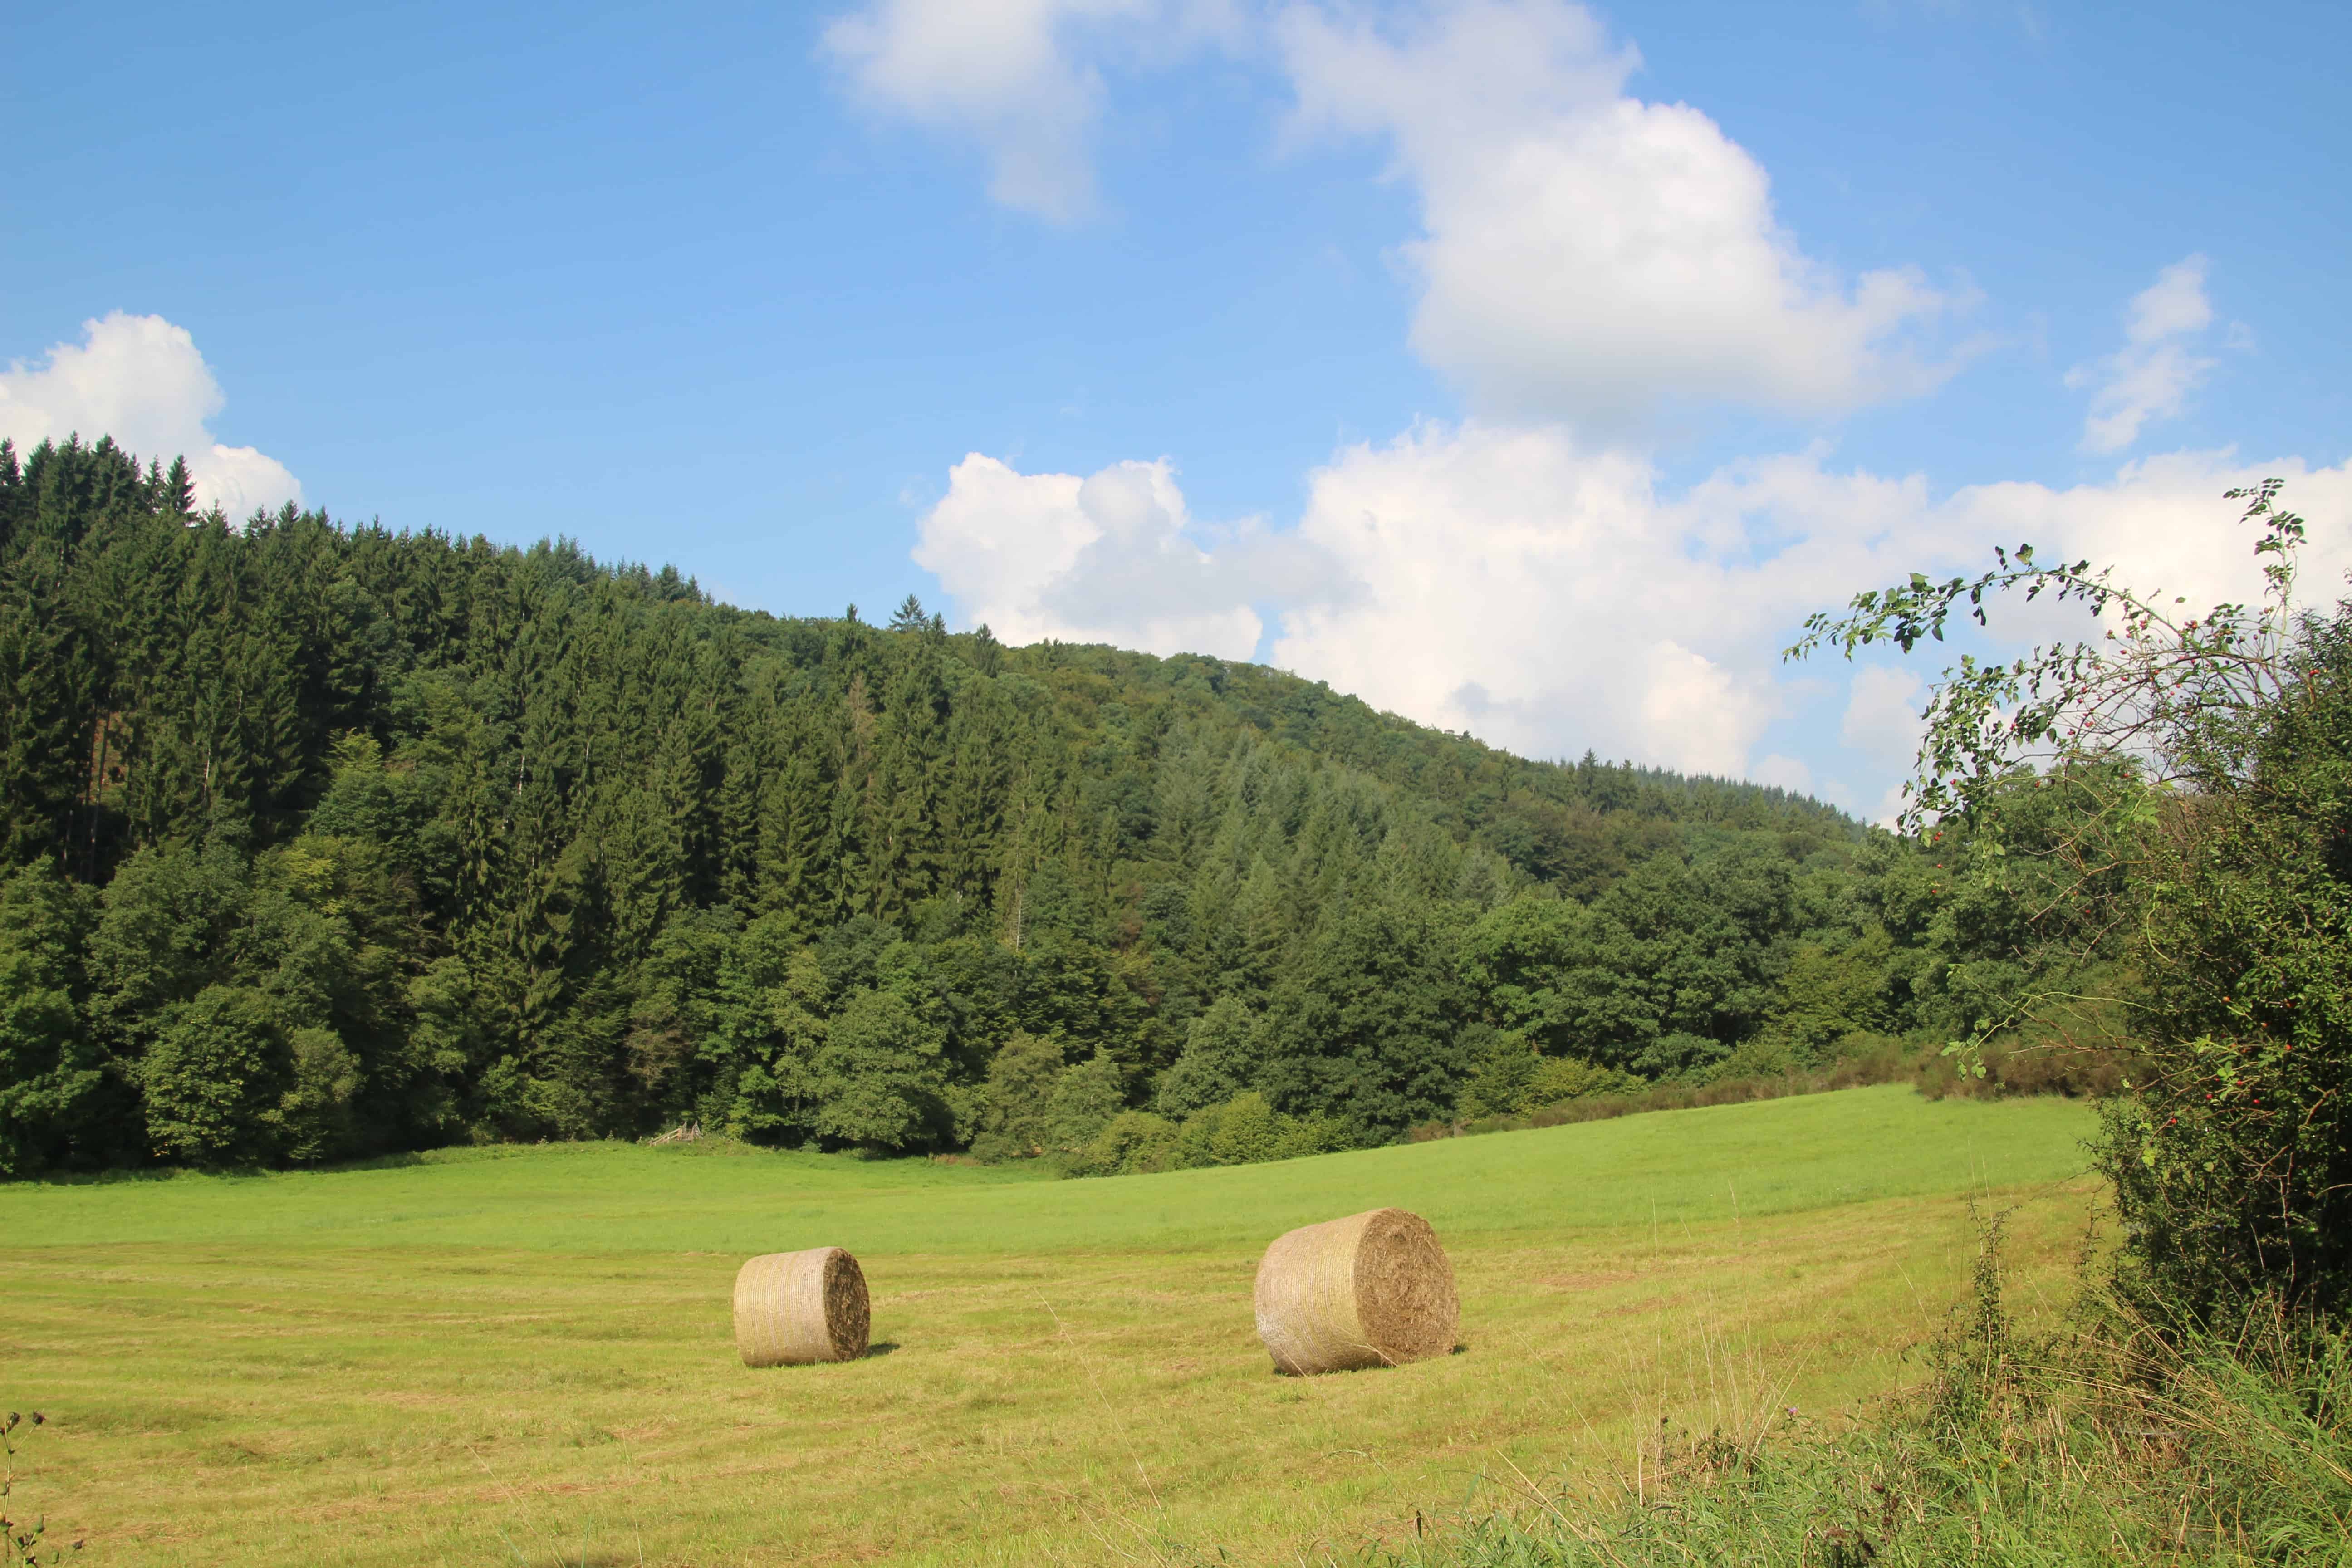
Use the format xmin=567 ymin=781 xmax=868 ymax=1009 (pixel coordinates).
xmin=1252 ymin=1207 xmax=1459 ymax=1375
xmin=733 ymin=1246 xmax=870 ymax=1367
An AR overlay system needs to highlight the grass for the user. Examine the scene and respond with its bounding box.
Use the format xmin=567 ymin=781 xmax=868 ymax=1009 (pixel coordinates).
xmin=0 ymin=1085 xmax=2100 ymax=1567
xmin=1382 ymin=1230 xmax=2352 ymax=1567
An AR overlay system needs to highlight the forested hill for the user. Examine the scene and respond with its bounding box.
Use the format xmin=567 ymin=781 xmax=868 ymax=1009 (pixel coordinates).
xmin=2 ymin=435 xmax=1968 ymax=1178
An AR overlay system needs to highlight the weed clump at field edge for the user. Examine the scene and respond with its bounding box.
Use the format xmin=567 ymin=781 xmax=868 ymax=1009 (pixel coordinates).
xmin=2 ymin=1411 xmax=81 ymax=1565
xmin=1380 ymin=1221 xmax=2352 ymax=1568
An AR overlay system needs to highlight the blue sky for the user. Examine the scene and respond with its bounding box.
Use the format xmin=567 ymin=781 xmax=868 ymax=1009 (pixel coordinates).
xmin=6 ymin=0 xmax=2347 ymax=818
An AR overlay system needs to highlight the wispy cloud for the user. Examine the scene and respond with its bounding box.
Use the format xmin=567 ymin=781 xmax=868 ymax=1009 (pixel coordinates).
xmin=2068 ymin=254 xmax=2218 ymax=453
xmin=820 ymin=0 xmax=1240 ymax=222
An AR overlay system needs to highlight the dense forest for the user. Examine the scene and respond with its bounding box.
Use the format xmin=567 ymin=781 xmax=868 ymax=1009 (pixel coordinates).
xmin=0 ymin=435 xmax=2024 ymax=1177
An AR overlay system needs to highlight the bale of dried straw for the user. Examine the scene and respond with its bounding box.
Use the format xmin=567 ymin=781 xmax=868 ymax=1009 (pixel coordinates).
xmin=733 ymin=1246 xmax=871 ymax=1367
xmin=1252 ymin=1207 xmax=1459 ymax=1375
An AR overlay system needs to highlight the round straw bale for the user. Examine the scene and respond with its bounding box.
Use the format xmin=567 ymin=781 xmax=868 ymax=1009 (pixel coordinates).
xmin=1252 ymin=1207 xmax=1459 ymax=1375
xmin=733 ymin=1246 xmax=870 ymax=1367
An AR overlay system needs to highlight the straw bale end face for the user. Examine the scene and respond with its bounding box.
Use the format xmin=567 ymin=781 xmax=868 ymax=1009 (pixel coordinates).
xmin=734 ymin=1246 xmax=871 ymax=1367
xmin=1252 ymin=1207 xmax=1459 ymax=1375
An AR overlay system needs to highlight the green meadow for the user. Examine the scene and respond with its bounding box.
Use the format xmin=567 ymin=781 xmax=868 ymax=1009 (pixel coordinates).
xmin=1 ymin=1086 xmax=2100 ymax=1566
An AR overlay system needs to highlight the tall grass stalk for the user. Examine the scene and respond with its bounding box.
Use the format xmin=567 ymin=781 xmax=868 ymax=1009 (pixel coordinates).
xmin=1379 ymin=1225 xmax=2352 ymax=1568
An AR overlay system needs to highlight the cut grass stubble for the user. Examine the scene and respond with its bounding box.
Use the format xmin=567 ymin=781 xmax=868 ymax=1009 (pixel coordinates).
xmin=0 ymin=1087 xmax=2100 ymax=1567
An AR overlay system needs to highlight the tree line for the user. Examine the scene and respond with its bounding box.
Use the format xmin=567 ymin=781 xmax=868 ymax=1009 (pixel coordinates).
xmin=0 ymin=435 xmax=2026 ymax=1177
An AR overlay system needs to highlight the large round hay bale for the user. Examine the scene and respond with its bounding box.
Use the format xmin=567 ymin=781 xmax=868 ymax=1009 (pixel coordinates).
xmin=733 ymin=1246 xmax=870 ymax=1367
xmin=1252 ymin=1207 xmax=1459 ymax=1375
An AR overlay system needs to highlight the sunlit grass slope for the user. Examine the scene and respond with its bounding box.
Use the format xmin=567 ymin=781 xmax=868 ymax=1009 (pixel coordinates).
xmin=1 ymin=1087 xmax=2100 ymax=1567
xmin=3 ymin=1085 xmax=2085 ymax=1253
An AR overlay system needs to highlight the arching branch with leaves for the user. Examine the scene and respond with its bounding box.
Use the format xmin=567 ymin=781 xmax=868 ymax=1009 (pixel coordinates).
xmin=1792 ymin=480 xmax=2352 ymax=1319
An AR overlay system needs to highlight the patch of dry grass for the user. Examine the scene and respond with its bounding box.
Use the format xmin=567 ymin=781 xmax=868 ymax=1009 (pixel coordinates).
xmin=0 ymin=1089 xmax=2100 ymax=1565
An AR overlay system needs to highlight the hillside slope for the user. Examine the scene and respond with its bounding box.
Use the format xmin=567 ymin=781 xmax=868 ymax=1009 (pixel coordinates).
xmin=1 ymin=436 xmax=1998 ymax=1175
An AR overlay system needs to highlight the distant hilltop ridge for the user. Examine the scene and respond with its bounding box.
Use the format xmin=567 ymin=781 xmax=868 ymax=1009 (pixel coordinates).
xmin=5 ymin=434 xmax=1976 ymax=1184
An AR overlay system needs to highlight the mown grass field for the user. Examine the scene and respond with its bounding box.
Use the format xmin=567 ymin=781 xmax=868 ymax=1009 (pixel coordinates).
xmin=0 ymin=1086 xmax=2101 ymax=1567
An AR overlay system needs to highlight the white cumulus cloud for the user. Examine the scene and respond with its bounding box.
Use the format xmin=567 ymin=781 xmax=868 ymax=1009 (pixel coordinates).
xmin=916 ymin=432 xmax=2352 ymax=792
xmin=0 ymin=312 xmax=301 ymax=518
xmin=1268 ymin=420 xmax=1778 ymax=774
xmin=1271 ymin=432 xmax=2352 ymax=781
xmin=822 ymin=0 xmax=1960 ymax=431
xmin=2068 ymin=255 xmax=2219 ymax=454
xmin=822 ymin=0 xmax=1239 ymax=221
xmin=1277 ymin=0 xmax=1961 ymax=422
xmin=913 ymin=451 xmax=1342 ymax=657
